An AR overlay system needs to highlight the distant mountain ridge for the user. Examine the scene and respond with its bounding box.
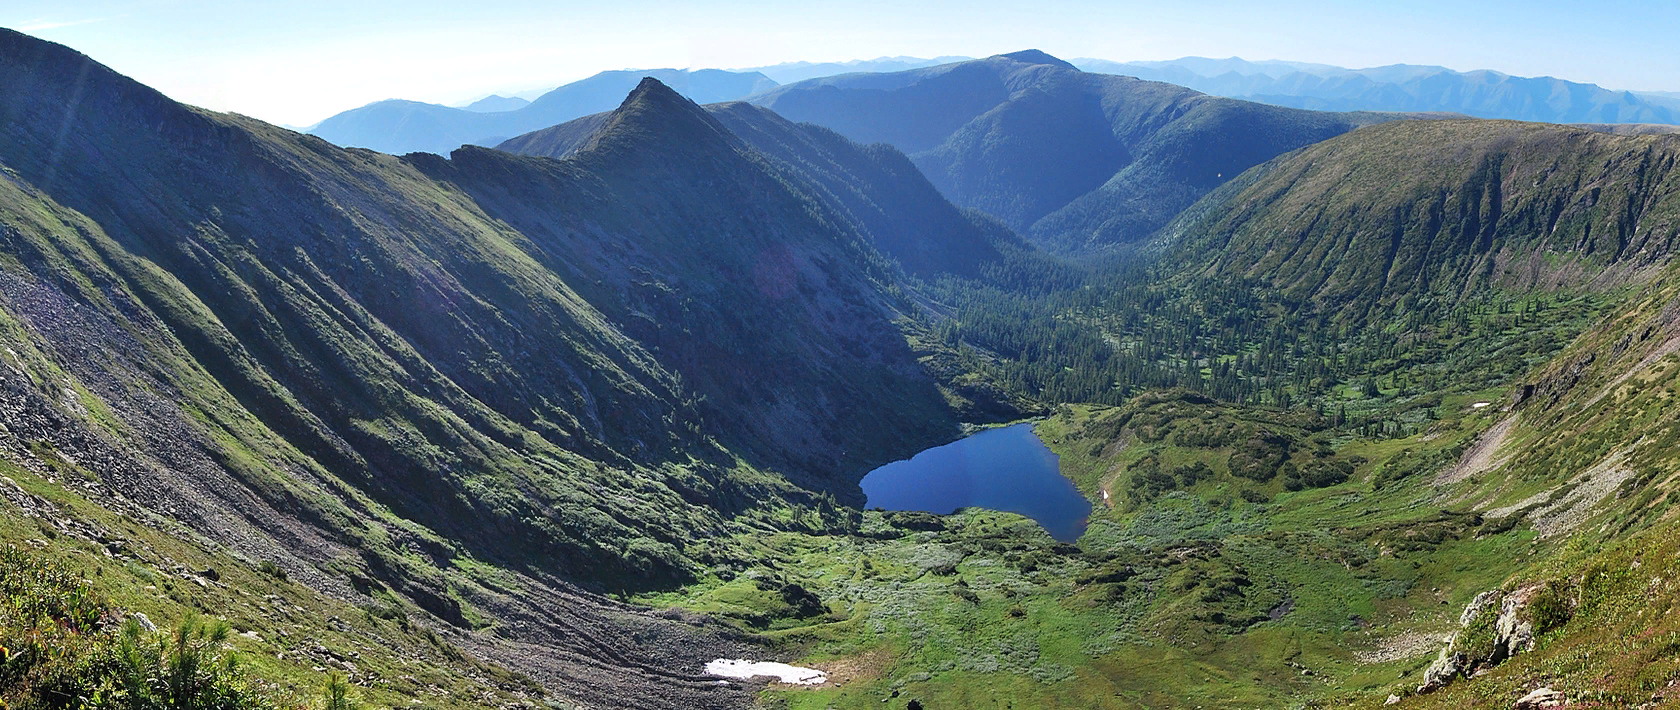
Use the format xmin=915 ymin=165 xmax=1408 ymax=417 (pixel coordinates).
xmin=1077 ymin=56 xmax=1680 ymax=125
xmin=307 ymin=67 xmax=776 ymax=154
xmin=458 ymin=94 xmax=529 ymax=112
xmin=501 ymin=97 xmax=1018 ymax=282
xmin=748 ymin=50 xmax=1428 ymax=252
xmin=739 ymin=55 xmax=973 ymax=84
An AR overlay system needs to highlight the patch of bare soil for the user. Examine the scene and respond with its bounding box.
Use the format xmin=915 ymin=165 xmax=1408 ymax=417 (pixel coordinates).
xmin=777 ymin=645 xmax=894 ymax=691
xmin=1437 ymin=415 xmax=1518 ymax=487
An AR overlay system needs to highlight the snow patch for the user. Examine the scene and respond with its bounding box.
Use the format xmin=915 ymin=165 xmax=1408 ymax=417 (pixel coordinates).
xmin=705 ymin=659 xmax=828 ymax=685
xmin=1471 ymin=402 xmax=1490 ymax=408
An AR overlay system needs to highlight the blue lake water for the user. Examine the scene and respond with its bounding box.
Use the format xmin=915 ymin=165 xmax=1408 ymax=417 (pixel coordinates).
xmin=860 ymin=422 xmax=1092 ymax=542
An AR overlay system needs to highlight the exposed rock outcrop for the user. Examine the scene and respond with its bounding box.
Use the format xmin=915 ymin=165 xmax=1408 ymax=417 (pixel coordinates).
xmin=1417 ymin=583 xmax=1551 ymax=694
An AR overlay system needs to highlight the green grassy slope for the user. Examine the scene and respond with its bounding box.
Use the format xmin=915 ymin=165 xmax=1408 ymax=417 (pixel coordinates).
xmin=633 ymin=289 xmax=1680 ymax=707
xmin=12 ymin=22 xmax=1680 ymax=710
xmin=1165 ymin=119 xmax=1680 ymax=324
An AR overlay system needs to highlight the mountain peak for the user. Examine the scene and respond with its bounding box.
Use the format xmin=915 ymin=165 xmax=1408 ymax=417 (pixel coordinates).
xmin=995 ymin=49 xmax=1077 ymax=70
xmin=574 ymin=76 xmax=741 ymax=163
xmin=622 ymin=75 xmax=691 ymax=110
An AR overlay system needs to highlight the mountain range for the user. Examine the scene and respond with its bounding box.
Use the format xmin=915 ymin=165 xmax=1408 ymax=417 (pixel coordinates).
xmin=748 ymin=50 xmax=1432 ymax=252
xmin=0 ymin=28 xmax=1021 ymax=708
xmin=1078 ymin=56 xmax=1680 ymax=125
xmin=307 ymin=68 xmax=776 ymax=155
xmin=458 ymin=94 xmax=530 ymax=112
xmin=11 ymin=26 xmax=1680 ymax=710
xmin=1164 ymin=118 xmax=1680 ymax=321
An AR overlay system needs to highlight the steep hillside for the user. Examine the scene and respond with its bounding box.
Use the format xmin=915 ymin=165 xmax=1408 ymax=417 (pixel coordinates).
xmin=1080 ymin=57 xmax=1680 ymax=126
xmin=1165 ymin=119 xmax=1680 ymax=322
xmin=0 ymin=29 xmax=976 ymax=708
xmin=308 ymin=68 xmax=777 ymax=155
xmin=1318 ymin=254 xmax=1680 ymax=708
xmin=502 ymin=100 xmax=1015 ymax=279
xmin=751 ymin=50 xmax=1423 ymax=252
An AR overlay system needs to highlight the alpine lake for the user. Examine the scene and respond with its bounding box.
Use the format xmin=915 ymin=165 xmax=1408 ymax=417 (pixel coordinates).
xmin=859 ymin=422 xmax=1092 ymax=542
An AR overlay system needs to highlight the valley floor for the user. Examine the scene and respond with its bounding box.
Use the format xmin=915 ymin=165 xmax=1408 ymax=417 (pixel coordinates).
xmin=638 ymin=383 xmax=1680 ymax=709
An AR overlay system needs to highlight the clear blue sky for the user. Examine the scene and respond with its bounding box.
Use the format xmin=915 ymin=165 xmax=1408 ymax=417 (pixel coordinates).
xmin=10 ymin=0 xmax=1679 ymax=127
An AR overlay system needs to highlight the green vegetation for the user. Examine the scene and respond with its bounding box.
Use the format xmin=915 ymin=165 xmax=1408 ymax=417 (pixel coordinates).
xmin=8 ymin=24 xmax=1680 ymax=710
xmin=0 ymin=456 xmax=545 ymax=708
xmin=628 ymin=391 xmax=1539 ymax=707
xmin=1 ymin=546 xmax=267 ymax=709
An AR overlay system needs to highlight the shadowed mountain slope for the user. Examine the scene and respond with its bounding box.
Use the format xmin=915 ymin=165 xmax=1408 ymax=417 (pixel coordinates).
xmin=0 ymin=29 xmax=973 ymax=708
xmin=502 ymin=99 xmax=1015 ymax=279
xmin=750 ymin=50 xmax=1429 ymax=252
xmin=307 ymin=68 xmax=777 ymax=155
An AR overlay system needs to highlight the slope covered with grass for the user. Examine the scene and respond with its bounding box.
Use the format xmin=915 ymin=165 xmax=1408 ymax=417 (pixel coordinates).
xmin=1165 ymin=119 xmax=1680 ymax=324
xmin=0 ymin=29 xmax=1019 ymax=708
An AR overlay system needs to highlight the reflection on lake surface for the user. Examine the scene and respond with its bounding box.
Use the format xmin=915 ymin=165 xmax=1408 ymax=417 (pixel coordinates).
xmin=859 ymin=422 xmax=1091 ymax=542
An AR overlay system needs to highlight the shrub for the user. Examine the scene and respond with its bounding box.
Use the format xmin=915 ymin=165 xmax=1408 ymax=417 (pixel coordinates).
xmin=1526 ymin=579 xmax=1575 ymax=636
xmin=322 ymin=672 xmax=362 ymax=710
xmin=1 ymin=546 xmax=276 ymax=709
xmin=256 ymin=561 xmax=287 ymax=582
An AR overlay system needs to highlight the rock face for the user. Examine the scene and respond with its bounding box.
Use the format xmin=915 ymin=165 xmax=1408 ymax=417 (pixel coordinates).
xmin=1418 ymin=583 xmax=1547 ymax=694
xmin=1418 ymin=646 xmax=1467 ymax=693
xmin=1494 ymin=585 xmax=1542 ymax=661
xmin=1460 ymin=590 xmax=1502 ymax=626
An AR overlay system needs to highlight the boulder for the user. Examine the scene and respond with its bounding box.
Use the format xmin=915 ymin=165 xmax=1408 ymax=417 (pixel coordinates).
xmin=129 ymin=611 xmax=156 ymax=632
xmin=1513 ymin=686 xmax=1564 ymax=709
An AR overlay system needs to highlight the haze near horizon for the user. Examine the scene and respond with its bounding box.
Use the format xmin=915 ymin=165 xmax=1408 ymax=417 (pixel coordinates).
xmin=9 ymin=0 xmax=1680 ymax=127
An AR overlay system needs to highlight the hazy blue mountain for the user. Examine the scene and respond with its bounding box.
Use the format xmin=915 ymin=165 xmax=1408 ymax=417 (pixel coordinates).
xmin=459 ymin=94 xmax=529 ymax=112
xmin=307 ymin=68 xmax=777 ymax=154
xmin=1636 ymin=91 xmax=1680 ymax=113
xmin=750 ymin=50 xmax=1421 ymax=252
xmin=1078 ymin=56 xmax=1679 ymax=125
xmin=1107 ymin=56 xmax=1347 ymax=79
xmin=741 ymin=55 xmax=973 ymax=84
